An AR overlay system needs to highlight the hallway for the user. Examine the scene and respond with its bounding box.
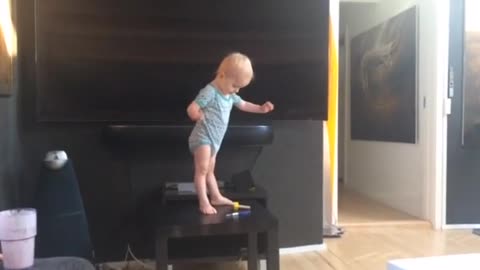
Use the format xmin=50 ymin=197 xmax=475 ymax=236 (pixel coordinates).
xmin=338 ymin=185 xmax=427 ymax=227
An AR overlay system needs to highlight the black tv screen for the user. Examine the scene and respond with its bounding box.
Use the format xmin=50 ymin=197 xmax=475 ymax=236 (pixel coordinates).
xmin=35 ymin=0 xmax=329 ymax=123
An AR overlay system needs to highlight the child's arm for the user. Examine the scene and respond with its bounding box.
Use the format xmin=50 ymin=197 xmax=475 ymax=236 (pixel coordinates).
xmin=188 ymin=86 xmax=215 ymax=121
xmin=236 ymin=100 xmax=274 ymax=113
xmin=187 ymin=101 xmax=204 ymax=121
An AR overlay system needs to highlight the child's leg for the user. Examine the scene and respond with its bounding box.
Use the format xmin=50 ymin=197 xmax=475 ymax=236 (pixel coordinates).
xmin=194 ymin=145 xmax=217 ymax=214
xmin=207 ymin=154 xmax=234 ymax=206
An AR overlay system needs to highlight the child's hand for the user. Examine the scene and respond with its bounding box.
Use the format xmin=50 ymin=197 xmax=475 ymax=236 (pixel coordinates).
xmin=191 ymin=111 xmax=204 ymax=122
xmin=187 ymin=102 xmax=205 ymax=122
xmin=261 ymin=101 xmax=274 ymax=113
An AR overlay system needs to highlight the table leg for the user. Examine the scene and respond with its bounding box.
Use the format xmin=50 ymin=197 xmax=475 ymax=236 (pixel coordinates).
xmin=266 ymin=227 xmax=279 ymax=270
xmin=248 ymin=232 xmax=259 ymax=270
xmin=156 ymin=234 xmax=168 ymax=270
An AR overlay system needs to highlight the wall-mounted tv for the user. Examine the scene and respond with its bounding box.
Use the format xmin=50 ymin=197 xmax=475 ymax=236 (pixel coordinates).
xmin=35 ymin=0 xmax=329 ymax=123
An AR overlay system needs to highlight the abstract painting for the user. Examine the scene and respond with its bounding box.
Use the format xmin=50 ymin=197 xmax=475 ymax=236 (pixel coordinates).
xmin=0 ymin=0 xmax=16 ymax=96
xmin=350 ymin=6 xmax=417 ymax=143
xmin=462 ymin=0 xmax=480 ymax=147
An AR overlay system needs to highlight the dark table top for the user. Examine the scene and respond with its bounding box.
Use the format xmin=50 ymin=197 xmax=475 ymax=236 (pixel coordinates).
xmin=155 ymin=201 xmax=277 ymax=238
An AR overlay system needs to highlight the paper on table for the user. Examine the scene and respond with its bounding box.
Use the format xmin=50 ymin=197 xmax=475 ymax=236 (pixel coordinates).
xmin=177 ymin=183 xmax=196 ymax=193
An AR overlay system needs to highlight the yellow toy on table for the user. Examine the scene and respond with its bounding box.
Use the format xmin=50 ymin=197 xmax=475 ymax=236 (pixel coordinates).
xmin=232 ymin=202 xmax=251 ymax=211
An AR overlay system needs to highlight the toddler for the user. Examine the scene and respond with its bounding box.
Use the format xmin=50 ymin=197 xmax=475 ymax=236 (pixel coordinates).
xmin=187 ymin=52 xmax=274 ymax=214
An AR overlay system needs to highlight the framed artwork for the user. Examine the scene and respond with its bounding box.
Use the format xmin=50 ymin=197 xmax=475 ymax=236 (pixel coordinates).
xmin=0 ymin=0 xmax=16 ymax=97
xmin=462 ymin=0 xmax=480 ymax=147
xmin=350 ymin=6 xmax=418 ymax=143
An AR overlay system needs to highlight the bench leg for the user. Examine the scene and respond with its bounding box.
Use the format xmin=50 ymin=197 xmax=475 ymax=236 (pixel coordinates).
xmin=248 ymin=232 xmax=259 ymax=270
xmin=266 ymin=227 xmax=279 ymax=270
xmin=156 ymin=235 xmax=168 ymax=270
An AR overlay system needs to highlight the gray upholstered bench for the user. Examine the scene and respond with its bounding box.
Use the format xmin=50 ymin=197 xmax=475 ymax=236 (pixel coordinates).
xmin=0 ymin=257 xmax=95 ymax=270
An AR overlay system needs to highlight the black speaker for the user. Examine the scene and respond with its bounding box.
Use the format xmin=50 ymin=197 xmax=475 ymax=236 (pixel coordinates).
xmin=34 ymin=159 xmax=93 ymax=259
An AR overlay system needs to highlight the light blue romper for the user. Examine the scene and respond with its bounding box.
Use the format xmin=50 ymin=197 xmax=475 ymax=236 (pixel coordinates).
xmin=188 ymin=84 xmax=243 ymax=156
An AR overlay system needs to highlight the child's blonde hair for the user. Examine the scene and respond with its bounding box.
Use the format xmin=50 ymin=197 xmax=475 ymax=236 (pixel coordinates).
xmin=216 ymin=52 xmax=254 ymax=80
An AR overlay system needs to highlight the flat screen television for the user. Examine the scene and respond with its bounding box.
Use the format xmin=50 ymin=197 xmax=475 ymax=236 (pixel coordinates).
xmin=35 ymin=0 xmax=329 ymax=123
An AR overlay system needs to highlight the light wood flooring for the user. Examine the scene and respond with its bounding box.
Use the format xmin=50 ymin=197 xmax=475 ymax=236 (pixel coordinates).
xmin=106 ymin=188 xmax=480 ymax=270
xmin=283 ymin=188 xmax=480 ymax=269
xmin=338 ymin=186 xmax=427 ymax=226
xmin=219 ymin=188 xmax=480 ymax=269
xmin=154 ymin=227 xmax=480 ymax=270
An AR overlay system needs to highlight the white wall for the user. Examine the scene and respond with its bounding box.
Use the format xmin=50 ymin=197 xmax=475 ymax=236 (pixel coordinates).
xmin=341 ymin=0 xmax=449 ymax=220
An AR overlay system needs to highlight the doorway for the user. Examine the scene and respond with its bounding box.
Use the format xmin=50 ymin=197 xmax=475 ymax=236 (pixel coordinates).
xmin=334 ymin=0 xmax=447 ymax=228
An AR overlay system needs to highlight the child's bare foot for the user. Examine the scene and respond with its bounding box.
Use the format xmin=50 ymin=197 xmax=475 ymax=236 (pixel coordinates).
xmin=211 ymin=196 xmax=234 ymax=206
xmin=199 ymin=201 xmax=217 ymax=215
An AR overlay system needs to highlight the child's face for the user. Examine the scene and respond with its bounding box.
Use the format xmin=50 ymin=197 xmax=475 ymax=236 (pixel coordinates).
xmin=219 ymin=72 xmax=251 ymax=95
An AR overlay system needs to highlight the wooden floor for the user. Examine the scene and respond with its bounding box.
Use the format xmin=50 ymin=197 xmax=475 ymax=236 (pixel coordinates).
xmin=282 ymin=188 xmax=480 ymax=269
xmin=338 ymin=185 xmax=426 ymax=226
xmin=166 ymin=227 xmax=480 ymax=270
xmin=284 ymin=227 xmax=480 ymax=270
xmin=253 ymin=189 xmax=480 ymax=269
xmin=107 ymin=189 xmax=480 ymax=270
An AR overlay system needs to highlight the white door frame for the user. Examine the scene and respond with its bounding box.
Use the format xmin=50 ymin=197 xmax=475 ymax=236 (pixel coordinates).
xmin=424 ymin=0 xmax=450 ymax=230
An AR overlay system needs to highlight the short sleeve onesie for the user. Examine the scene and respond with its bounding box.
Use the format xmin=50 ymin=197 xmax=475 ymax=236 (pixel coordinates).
xmin=188 ymin=84 xmax=243 ymax=155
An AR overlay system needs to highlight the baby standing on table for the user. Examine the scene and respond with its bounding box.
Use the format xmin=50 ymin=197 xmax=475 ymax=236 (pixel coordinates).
xmin=187 ymin=52 xmax=274 ymax=215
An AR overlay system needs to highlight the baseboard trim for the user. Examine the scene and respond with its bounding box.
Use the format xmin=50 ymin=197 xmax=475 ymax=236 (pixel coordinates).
xmin=443 ymin=224 xmax=480 ymax=229
xmin=279 ymin=244 xmax=327 ymax=255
